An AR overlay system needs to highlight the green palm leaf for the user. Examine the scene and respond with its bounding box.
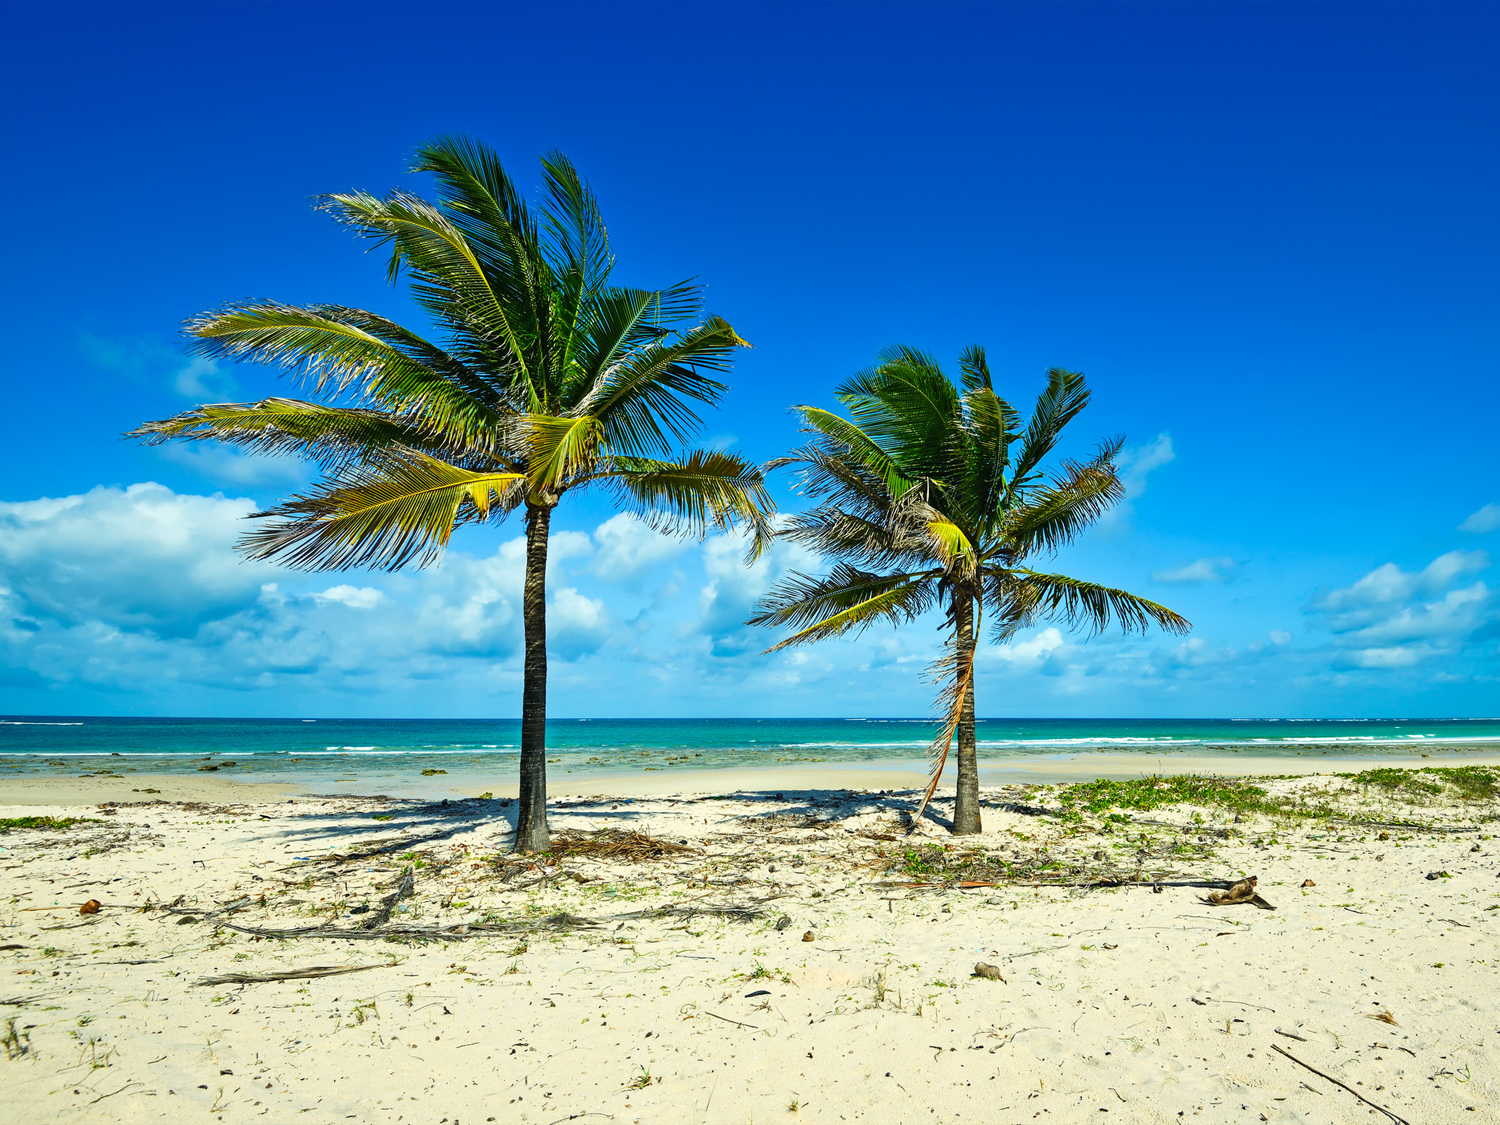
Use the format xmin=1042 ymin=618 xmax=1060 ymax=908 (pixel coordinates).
xmin=750 ymin=566 xmax=939 ymax=650
xmin=128 ymin=398 xmax=452 ymax=471
xmin=240 ymin=455 xmax=525 ymax=571
xmin=603 ymin=450 xmax=773 ymax=554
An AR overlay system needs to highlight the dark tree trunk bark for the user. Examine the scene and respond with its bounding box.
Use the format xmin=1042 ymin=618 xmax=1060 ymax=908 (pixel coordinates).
xmin=514 ymin=503 xmax=552 ymax=852
xmin=951 ymin=590 xmax=982 ymax=835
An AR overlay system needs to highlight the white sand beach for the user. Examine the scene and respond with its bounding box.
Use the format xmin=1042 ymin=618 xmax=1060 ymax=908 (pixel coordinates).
xmin=1 ymin=769 xmax=1496 ymax=1124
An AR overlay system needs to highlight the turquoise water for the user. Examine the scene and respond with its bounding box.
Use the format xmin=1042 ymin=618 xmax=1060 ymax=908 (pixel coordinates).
xmin=3 ymin=716 xmax=1499 ymax=790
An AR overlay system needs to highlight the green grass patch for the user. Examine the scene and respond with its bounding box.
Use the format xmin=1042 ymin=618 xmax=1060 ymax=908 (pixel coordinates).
xmin=1340 ymin=768 xmax=1442 ymax=797
xmin=1338 ymin=765 xmax=1498 ymax=802
xmin=1053 ymin=775 xmax=1302 ymax=820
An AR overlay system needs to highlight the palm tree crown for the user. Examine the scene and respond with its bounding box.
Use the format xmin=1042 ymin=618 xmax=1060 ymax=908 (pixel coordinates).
xmin=751 ymin=346 xmax=1188 ymax=832
xmin=133 ymin=136 xmax=772 ymax=850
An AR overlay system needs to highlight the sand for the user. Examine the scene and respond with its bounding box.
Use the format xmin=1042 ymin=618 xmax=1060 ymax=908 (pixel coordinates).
xmin=1 ymin=769 xmax=1496 ymax=1124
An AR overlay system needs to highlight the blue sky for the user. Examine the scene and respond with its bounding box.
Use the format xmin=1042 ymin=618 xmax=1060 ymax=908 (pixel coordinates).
xmin=1 ymin=1 xmax=1496 ymax=718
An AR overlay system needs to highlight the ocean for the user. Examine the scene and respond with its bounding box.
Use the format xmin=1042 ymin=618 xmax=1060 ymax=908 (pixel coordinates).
xmin=3 ymin=715 xmax=1499 ymax=791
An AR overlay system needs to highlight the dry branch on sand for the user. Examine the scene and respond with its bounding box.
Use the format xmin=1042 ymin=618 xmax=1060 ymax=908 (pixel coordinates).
xmin=195 ymin=963 xmax=389 ymax=986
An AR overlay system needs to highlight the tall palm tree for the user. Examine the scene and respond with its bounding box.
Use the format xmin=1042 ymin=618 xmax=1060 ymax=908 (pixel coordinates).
xmin=749 ymin=346 xmax=1189 ymax=834
xmin=132 ymin=136 xmax=773 ymax=852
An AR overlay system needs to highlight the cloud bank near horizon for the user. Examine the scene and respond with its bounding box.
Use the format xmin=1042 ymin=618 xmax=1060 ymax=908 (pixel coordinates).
xmin=0 ymin=480 xmax=1495 ymax=717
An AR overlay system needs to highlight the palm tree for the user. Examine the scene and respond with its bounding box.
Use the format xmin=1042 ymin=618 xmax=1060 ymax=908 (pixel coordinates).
xmin=132 ymin=136 xmax=773 ymax=852
xmin=749 ymin=346 xmax=1189 ymax=834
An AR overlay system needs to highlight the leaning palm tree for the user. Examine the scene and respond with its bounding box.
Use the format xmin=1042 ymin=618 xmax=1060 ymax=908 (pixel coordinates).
xmin=750 ymin=347 xmax=1189 ymax=834
xmin=132 ymin=136 xmax=772 ymax=852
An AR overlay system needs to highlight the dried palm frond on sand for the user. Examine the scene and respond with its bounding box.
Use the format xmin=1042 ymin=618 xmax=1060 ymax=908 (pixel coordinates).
xmin=547 ymin=828 xmax=695 ymax=862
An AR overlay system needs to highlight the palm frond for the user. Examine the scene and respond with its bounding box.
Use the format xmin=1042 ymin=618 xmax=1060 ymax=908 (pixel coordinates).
xmin=1002 ymin=441 xmax=1124 ymax=558
xmin=239 ymin=455 xmax=525 ymax=571
xmin=184 ymin=303 xmax=506 ymax=445
xmin=127 ymin=398 xmax=456 ymax=471
xmin=750 ymin=567 xmax=938 ymax=651
xmin=1007 ymin=367 xmax=1090 ymax=495
xmin=837 ymin=347 xmax=961 ymax=481
xmin=526 ymin=413 xmax=602 ymax=494
xmin=985 ymin=569 xmax=1192 ymax=641
xmin=580 ymin=316 xmax=744 ymax=457
xmin=910 ymin=624 xmax=976 ymax=827
xmin=925 ymin=517 xmax=977 ymax=577
xmin=318 ymin=189 xmax=538 ymax=391
xmin=602 ymin=450 xmax=774 ymax=557
xmin=538 ymin=149 xmax=613 ymax=293
xmin=790 ymin=407 xmax=916 ymax=499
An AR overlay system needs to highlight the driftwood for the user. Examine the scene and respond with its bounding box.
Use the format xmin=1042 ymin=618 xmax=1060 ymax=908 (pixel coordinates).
xmin=1200 ymin=876 xmax=1275 ymax=910
xmin=196 ymin=911 xmax=603 ymax=942
xmin=155 ymin=899 xmax=768 ymax=943
xmin=195 ymin=963 xmax=389 ymax=986
xmin=1270 ymin=1044 xmax=1411 ymax=1125
xmin=614 ymin=904 xmax=764 ymax=923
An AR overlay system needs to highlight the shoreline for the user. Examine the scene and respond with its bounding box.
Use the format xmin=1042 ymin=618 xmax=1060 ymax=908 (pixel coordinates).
xmin=3 ymin=745 xmax=1500 ymax=805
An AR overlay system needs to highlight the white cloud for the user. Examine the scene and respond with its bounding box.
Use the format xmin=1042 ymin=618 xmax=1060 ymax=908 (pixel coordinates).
xmin=172 ymin=356 xmax=236 ymax=399
xmin=985 ymin=627 xmax=1066 ymax=665
xmin=1116 ymin=433 xmax=1174 ymax=499
xmin=0 ymin=483 xmax=276 ymax=635
xmin=1313 ymin=550 xmax=1488 ymax=617
xmin=157 ymin=444 xmax=307 ymax=487
xmin=1308 ymin=549 xmax=1496 ymax=669
xmin=1460 ymin=503 xmax=1500 ymax=534
xmin=547 ymin=587 xmax=610 ymax=660
xmin=1338 ymin=646 xmax=1432 ymax=669
xmin=1095 ymin=434 xmax=1175 ymax=533
xmin=1268 ymin=630 xmax=1292 ymax=646
xmin=314 ymin=585 xmax=385 ymax=610
xmin=1152 ymin=556 xmax=1236 ymax=584
xmin=591 ymin=513 xmax=687 ymax=581
xmin=0 ymin=483 xmax=627 ymax=702
xmin=80 ymin=333 xmax=239 ymax=399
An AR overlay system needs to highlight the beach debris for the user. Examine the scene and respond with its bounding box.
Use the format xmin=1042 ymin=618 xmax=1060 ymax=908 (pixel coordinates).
xmin=1270 ymin=1043 xmax=1412 ymax=1125
xmin=79 ymin=899 xmax=101 ymax=915
xmin=1471 ymin=843 xmax=1482 ymax=853
xmin=972 ymin=963 xmax=1005 ymax=981
xmin=1367 ymin=1008 xmax=1400 ymax=1026
xmin=1273 ymin=1027 xmax=1309 ymax=1041
xmin=1425 ymin=871 xmax=1449 ymax=880
xmin=775 ymin=914 xmax=792 ymax=931
xmin=1201 ymin=876 xmax=1275 ymax=909
xmin=548 ymin=828 xmax=694 ymax=862
xmin=1102 ymin=943 xmax=1118 ymax=950
xmin=745 ymin=989 xmax=771 ymax=998
xmin=802 ymin=931 xmax=814 ymax=942
xmin=1378 ymin=832 xmax=1390 ymax=841
xmin=1301 ymin=879 xmax=1316 ymax=888
xmin=194 ymin=963 xmax=388 ymax=986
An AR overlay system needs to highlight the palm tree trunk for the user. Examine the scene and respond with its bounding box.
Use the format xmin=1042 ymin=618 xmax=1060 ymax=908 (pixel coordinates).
xmin=952 ymin=591 xmax=981 ymax=835
xmin=514 ymin=503 xmax=552 ymax=852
